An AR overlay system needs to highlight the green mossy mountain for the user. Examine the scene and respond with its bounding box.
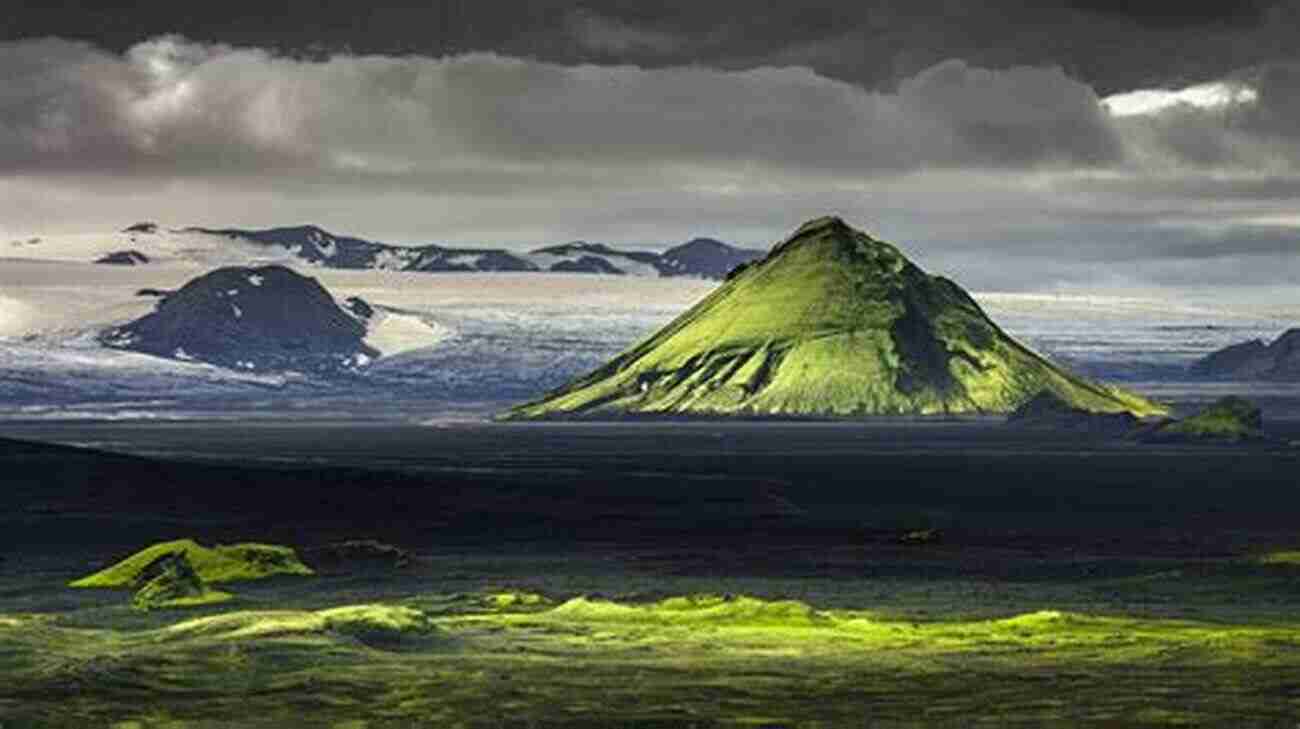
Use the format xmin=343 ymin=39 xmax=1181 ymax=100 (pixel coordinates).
xmin=508 ymin=217 xmax=1165 ymax=419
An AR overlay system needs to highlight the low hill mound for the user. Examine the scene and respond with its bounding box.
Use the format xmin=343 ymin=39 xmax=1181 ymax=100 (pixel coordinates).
xmin=99 ymin=265 xmax=376 ymax=374
xmin=71 ymin=539 xmax=313 ymax=588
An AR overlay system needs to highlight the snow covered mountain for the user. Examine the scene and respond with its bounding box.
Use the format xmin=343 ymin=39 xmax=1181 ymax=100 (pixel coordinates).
xmin=189 ymin=225 xmax=541 ymax=273
xmin=528 ymin=242 xmax=666 ymax=276
xmin=660 ymin=238 xmax=766 ymax=279
xmin=99 ymin=265 xmax=380 ymax=375
xmin=7 ymin=223 xmax=762 ymax=280
xmin=198 ymin=226 xmax=765 ymax=278
xmin=527 ymin=239 xmax=766 ymax=277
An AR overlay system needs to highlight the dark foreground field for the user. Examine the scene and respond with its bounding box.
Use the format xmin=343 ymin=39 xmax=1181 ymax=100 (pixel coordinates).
xmin=4 ymin=420 xmax=1300 ymax=727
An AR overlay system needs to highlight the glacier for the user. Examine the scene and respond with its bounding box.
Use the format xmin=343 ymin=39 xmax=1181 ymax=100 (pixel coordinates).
xmin=1 ymin=261 xmax=1297 ymax=422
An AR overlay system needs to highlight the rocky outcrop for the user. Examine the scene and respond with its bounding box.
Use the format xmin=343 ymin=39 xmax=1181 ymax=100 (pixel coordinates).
xmin=95 ymin=250 xmax=150 ymax=265
xmin=302 ymin=540 xmax=414 ymax=572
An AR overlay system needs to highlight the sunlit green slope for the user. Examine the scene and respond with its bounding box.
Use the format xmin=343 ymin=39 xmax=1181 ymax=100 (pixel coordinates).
xmin=70 ymin=539 xmax=313 ymax=588
xmin=508 ymin=216 xmax=1165 ymax=418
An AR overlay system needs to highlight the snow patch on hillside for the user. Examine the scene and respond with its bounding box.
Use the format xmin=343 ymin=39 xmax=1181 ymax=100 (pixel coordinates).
xmin=364 ymin=309 xmax=454 ymax=358
xmin=528 ymin=252 xmax=662 ymax=277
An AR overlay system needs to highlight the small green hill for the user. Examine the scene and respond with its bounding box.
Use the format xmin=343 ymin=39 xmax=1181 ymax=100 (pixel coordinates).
xmin=1143 ymin=396 xmax=1266 ymax=443
xmin=70 ymin=539 xmax=313 ymax=589
xmin=131 ymin=552 xmax=232 ymax=611
xmin=507 ymin=217 xmax=1165 ymax=419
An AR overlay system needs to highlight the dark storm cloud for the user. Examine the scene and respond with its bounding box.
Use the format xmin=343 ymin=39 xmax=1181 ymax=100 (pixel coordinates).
xmin=1059 ymin=173 xmax=1300 ymax=204
xmin=1065 ymin=0 xmax=1280 ymax=28
xmin=0 ymin=21 xmax=1299 ymax=292
xmin=1150 ymin=226 xmax=1300 ymax=261
xmin=6 ymin=35 xmax=1296 ymax=187
xmin=0 ymin=37 xmax=1127 ymax=183
xmin=564 ymin=10 xmax=688 ymax=55
xmin=912 ymin=223 xmax=1300 ymax=293
xmin=897 ymin=60 xmax=1123 ymax=166
xmin=7 ymin=1 xmax=1299 ymax=95
xmin=979 ymin=225 xmax=1300 ymax=264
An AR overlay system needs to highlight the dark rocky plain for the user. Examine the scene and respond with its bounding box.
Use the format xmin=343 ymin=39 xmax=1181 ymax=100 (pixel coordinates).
xmin=5 ymin=418 xmax=1300 ymax=727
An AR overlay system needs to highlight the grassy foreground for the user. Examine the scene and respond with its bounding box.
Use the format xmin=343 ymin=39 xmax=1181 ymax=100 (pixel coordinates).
xmin=6 ymin=563 xmax=1300 ymax=728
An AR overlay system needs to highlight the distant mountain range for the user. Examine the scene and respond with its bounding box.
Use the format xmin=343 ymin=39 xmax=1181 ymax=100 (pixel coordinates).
xmin=170 ymin=224 xmax=764 ymax=280
xmin=1191 ymin=328 xmax=1300 ymax=380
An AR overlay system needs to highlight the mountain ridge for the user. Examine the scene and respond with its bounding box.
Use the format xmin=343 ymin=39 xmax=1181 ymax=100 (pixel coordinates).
xmin=1191 ymin=328 xmax=1300 ymax=380
xmin=172 ymin=225 xmax=764 ymax=279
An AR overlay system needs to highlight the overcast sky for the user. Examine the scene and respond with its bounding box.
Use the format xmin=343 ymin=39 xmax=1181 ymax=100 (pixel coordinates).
xmin=3 ymin=1 xmax=1299 ymax=293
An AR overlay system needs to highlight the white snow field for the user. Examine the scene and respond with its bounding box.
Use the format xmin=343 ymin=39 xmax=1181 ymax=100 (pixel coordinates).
xmin=1 ymin=228 xmax=299 ymax=267
xmin=0 ymin=258 xmax=715 ymax=420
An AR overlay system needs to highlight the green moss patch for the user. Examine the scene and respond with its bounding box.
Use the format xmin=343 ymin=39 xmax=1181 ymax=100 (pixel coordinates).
xmin=1145 ymin=396 xmax=1267 ymax=443
xmin=484 ymin=591 xmax=551 ymax=610
xmin=158 ymin=604 xmax=439 ymax=646
xmin=7 ymin=586 xmax=1300 ymax=727
xmin=131 ymin=552 xmax=233 ymax=611
xmin=70 ymin=539 xmax=313 ymax=589
xmin=318 ymin=605 xmax=440 ymax=645
xmin=1256 ymin=551 xmax=1300 ymax=566
xmin=546 ymin=594 xmax=826 ymax=628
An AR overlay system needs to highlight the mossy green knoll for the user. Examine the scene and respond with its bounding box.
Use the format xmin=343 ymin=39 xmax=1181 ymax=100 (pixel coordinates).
xmin=1157 ymin=396 xmax=1265 ymax=441
xmin=508 ymin=216 xmax=1165 ymax=418
xmin=157 ymin=604 xmax=439 ymax=645
xmin=70 ymin=539 xmax=313 ymax=589
xmin=130 ymin=552 xmax=232 ymax=611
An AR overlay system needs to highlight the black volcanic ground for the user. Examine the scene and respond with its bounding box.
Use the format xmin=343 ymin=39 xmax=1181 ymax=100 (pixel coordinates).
xmin=7 ymin=420 xmax=1300 ymax=558
xmin=8 ymin=420 xmax=1300 ymax=727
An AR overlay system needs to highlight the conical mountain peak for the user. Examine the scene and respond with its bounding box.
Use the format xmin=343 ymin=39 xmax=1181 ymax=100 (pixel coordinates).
xmin=769 ymin=215 xmax=858 ymax=255
xmin=759 ymin=216 xmax=910 ymax=280
xmin=793 ymin=215 xmax=852 ymax=236
xmin=507 ymin=218 xmax=1165 ymax=419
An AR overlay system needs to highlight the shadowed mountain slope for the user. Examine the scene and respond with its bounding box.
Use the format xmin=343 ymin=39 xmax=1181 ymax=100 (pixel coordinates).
xmin=99 ymin=265 xmax=376 ymax=374
xmin=1192 ymin=329 xmax=1300 ymax=380
xmin=507 ymin=217 xmax=1165 ymax=419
